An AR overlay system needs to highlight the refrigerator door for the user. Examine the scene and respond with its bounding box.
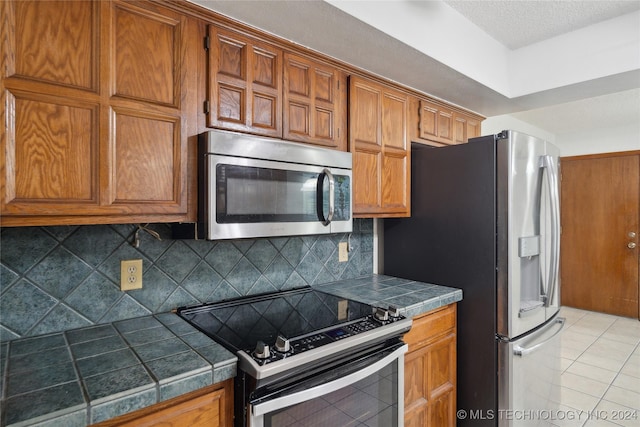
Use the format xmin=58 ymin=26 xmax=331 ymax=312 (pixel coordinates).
xmin=497 ymin=315 xmax=564 ymax=427
xmin=541 ymin=141 xmax=561 ymax=323
xmin=497 ymin=131 xmax=561 ymax=339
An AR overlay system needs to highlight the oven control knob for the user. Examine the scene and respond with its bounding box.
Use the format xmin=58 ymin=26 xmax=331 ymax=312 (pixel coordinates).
xmin=388 ymin=305 xmax=401 ymax=318
xmin=254 ymin=341 xmax=271 ymax=359
xmin=275 ymin=335 xmax=291 ymax=353
xmin=374 ymin=307 xmax=389 ymax=322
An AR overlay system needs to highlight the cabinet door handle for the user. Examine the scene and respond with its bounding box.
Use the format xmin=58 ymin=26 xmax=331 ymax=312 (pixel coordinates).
xmin=629 ymin=242 xmax=637 ymax=249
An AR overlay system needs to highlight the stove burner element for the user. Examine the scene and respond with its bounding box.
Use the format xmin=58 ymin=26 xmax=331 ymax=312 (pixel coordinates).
xmin=176 ymin=287 xmax=412 ymax=379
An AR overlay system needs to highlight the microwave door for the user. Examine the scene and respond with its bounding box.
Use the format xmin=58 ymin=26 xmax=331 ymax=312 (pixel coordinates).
xmin=205 ymin=155 xmax=351 ymax=240
xmin=498 ymin=133 xmax=548 ymax=339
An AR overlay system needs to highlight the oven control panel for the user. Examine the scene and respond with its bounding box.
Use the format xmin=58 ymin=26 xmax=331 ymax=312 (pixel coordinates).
xmin=246 ymin=311 xmax=407 ymax=365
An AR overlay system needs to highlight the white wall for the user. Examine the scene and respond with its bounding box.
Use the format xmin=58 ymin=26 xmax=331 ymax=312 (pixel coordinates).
xmin=482 ymin=115 xmax=557 ymax=143
xmin=483 ymin=115 xmax=640 ymax=157
xmin=553 ymin=123 xmax=640 ymax=157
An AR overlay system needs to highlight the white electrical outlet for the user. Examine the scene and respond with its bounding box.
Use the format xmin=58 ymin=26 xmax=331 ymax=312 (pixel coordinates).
xmin=338 ymin=242 xmax=348 ymax=262
xmin=120 ymin=259 xmax=143 ymax=291
xmin=337 ymin=300 xmax=348 ymax=320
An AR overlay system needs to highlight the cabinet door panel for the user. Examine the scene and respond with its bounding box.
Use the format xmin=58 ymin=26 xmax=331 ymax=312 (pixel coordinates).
xmin=454 ymin=113 xmax=481 ymax=144
xmin=405 ymin=409 xmax=427 ymax=427
xmin=287 ymin=102 xmax=309 ymax=134
xmin=208 ymin=26 xmax=282 ymax=137
xmin=12 ymin=0 xmax=97 ymax=90
xmin=92 ymin=381 xmax=233 ymax=427
xmin=418 ymin=101 xmax=438 ymax=141
xmin=252 ymin=92 xmax=278 ymax=130
xmin=253 ymin=47 xmax=279 ymax=88
xmin=350 ymin=82 xmax=380 ymax=146
xmin=467 ymin=118 xmax=481 ymax=139
xmin=405 ymin=348 xmax=428 ymax=412
xmin=382 ymin=93 xmax=406 ymax=150
xmin=428 ymin=333 xmax=456 ymax=397
xmin=2 ymin=92 xmax=98 ymax=215
xmin=417 ymin=98 xmax=483 ymax=146
xmin=353 ymin=150 xmax=380 ymax=210
xmin=1 ymin=0 xmax=195 ymax=225
xmin=283 ymin=54 xmax=346 ymax=149
xmin=315 ymin=107 xmax=333 ymax=140
xmin=428 ymin=392 xmax=455 ymax=427
xmin=119 ymin=389 xmax=223 ymax=427
xmin=437 ymin=109 xmax=453 ymax=143
xmin=382 ymin=153 xmax=407 ymax=210
xmin=404 ymin=305 xmax=457 ymax=427
xmin=454 ymin=116 xmax=467 ymax=145
xmin=349 ymin=76 xmax=408 ymax=217
xmin=218 ymin=85 xmax=244 ymax=123
xmin=113 ymin=3 xmax=181 ymax=106
xmin=113 ymin=110 xmax=180 ymax=205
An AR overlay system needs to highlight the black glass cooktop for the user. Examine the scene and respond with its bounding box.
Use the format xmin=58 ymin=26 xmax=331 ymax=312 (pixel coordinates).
xmin=177 ymin=287 xmax=374 ymax=353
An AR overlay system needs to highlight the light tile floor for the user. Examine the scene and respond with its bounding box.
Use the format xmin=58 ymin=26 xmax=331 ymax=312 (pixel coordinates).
xmin=554 ymin=306 xmax=640 ymax=427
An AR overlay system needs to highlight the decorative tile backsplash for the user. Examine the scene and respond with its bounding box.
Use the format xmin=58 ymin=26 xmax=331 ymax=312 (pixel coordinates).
xmin=0 ymin=220 xmax=373 ymax=342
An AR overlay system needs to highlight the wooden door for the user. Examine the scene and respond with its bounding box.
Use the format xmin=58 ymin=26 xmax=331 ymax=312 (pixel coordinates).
xmin=561 ymin=152 xmax=640 ymax=318
xmin=283 ymin=53 xmax=346 ymax=150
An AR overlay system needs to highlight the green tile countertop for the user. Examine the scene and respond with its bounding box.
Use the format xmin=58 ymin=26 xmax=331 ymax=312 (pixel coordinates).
xmin=0 ymin=313 xmax=236 ymax=427
xmin=0 ymin=274 xmax=458 ymax=426
xmin=313 ymin=274 xmax=463 ymax=318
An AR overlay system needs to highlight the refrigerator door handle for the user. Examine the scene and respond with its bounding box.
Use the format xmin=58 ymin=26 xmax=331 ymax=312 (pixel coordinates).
xmin=539 ymin=155 xmax=561 ymax=307
xmin=513 ymin=317 xmax=565 ymax=357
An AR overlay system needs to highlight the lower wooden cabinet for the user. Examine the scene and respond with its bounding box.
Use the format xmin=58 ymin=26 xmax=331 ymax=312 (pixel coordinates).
xmin=91 ymin=380 xmax=233 ymax=427
xmin=404 ymin=303 xmax=457 ymax=427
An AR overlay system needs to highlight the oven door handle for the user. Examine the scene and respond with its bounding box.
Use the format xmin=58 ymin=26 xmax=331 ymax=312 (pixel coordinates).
xmin=251 ymin=343 xmax=407 ymax=417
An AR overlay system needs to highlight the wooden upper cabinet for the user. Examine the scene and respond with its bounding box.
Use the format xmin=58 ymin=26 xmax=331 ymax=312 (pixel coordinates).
xmin=0 ymin=0 xmax=196 ymax=226
xmin=419 ymin=99 xmax=454 ymax=144
xmin=207 ymin=26 xmax=282 ymax=138
xmin=283 ymin=54 xmax=346 ymax=150
xmin=349 ymin=76 xmax=410 ymax=217
xmin=453 ymin=112 xmax=481 ymax=144
xmin=9 ymin=0 xmax=97 ymax=91
xmin=108 ymin=1 xmax=192 ymax=213
xmin=412 ymin=97 xmax=483 ymax=147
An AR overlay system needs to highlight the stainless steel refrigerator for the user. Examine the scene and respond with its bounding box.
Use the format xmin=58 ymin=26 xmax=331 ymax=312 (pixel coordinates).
xmin=384 ymin=130 xmax=565 ymax=426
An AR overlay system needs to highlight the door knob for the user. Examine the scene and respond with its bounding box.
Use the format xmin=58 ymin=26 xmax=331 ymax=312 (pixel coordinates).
xmin=629 ymin=242 xmax=637 ymax=249
xmin=629 ymin=231 xmax=637 ymax=238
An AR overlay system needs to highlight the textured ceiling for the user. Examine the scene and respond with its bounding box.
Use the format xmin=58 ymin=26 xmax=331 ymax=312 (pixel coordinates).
xmin=444 ymin=0 xmax=640 ymax=49
xmin=512 ymin=88 xmax=640 ymax=134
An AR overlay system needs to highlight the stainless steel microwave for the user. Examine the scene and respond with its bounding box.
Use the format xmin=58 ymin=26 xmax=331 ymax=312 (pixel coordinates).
xmin=198 ymin=130 xmax=352 ymax=240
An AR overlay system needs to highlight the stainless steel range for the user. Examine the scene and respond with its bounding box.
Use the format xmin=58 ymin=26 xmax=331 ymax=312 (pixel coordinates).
xmin=177 ymin=287 xmax=411 ymax=427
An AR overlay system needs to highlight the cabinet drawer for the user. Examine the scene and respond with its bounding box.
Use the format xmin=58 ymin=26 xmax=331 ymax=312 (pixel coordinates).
xmin=404 ymin=304 xmax=456 ymax=350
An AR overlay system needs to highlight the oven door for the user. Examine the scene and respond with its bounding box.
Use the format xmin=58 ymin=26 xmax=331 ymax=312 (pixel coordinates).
xmin=248 ymin=341 xmax=407 ymax=427
xmin=205 ymin=154 xmax=352 ymax=240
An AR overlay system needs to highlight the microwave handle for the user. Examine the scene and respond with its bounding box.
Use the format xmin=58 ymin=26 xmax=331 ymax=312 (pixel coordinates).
xmin=317 ymin=168 xmax=335 ymax=226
